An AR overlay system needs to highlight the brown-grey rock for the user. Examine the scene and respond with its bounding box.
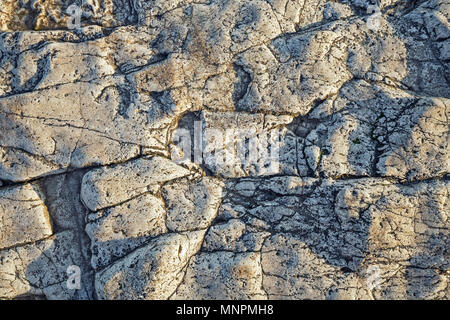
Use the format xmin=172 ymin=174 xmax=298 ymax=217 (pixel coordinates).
xmin=80 ymin=156 xmax=190 ymax=211
xmin=0 ymin=0 xmax=448 ymax=301
xmin=95 ymin=231 xmax=205 ymax=300
xmin=0 ymin=184 xmax=52 ymax=250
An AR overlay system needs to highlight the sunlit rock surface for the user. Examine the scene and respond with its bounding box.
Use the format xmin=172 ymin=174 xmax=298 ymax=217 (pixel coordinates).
xmin=0 ymin=0 xmax=448 ymax=300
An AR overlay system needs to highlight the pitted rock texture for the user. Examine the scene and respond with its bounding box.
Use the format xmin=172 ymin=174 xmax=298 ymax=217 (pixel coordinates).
xmin=0 ymin=0 xmax=449 ymax=300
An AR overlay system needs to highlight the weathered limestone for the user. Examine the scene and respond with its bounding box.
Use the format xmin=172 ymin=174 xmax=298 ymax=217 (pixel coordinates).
xmin=86 ymin=176 xmax=223 ymax=271
xmin=261 ymin=234 xmax=367 ymax=299
xmin=301 ymin=81 xmax=450 ymax=181
xmin=86 ymin=193 xmax=168 ymax=270
xmin=202 ymin=218 xmax=270 ymax=252
xmin=0 ymin=230 xmax=93 ymax=300
xmin=200 ymin=111 xmax=295 ymax=177
xmin=0 ymin=184 xmax=52 ymax=250
xmin=210 ymin=177 xmax=449 ymax=299
xmin=80 ymin=156 xmax=190 ymax=211
xmin=172 ymin=252 xmax=267 ymax=300
xmin=162 ymin=177 xmax=224 ymax=232
xmin=0 ymin=0 xmax=137 ymax=31
xmin=0 ymin=28 xmax=188 ymax=182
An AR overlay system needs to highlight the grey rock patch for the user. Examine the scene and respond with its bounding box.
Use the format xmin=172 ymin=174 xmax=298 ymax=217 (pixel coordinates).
xmin=162 ymin=176 xmax=224 ymax=232
xmin=95 ymin=231 xmax=205 ymax=300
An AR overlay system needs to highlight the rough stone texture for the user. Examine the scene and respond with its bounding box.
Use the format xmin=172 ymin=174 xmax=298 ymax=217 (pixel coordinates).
xmin=223 ymin=177 xmax=449 ymax=299
xmin=80 ymin=156 xmax=190 ymax=211
xmin=0 ymin=184 xmax=52 ymax=250
xmin=172 ymin=252 xmax=267 ymax=300
xmin=0 ymin=0 xmax=448 ymax=300
xmin=162 ymin=177 xmax=224 ymax=232
xmin=86 ymin=193 xmax=168 ymax=270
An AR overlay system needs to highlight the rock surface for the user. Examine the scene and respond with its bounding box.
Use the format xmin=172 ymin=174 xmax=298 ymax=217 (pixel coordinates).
xmin=0 ymin=184 xmax=52 ymax=250
xmin=0 ymin=0 xmax=448 ymax=300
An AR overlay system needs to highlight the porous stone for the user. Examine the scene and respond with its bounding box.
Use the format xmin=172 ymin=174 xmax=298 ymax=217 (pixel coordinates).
xmin=86 ymin=193 xmax=168 ymax=270
xmin=0 ymin=230 xmax=93 ymax=300
xmin=80 ymin=156 xmax=190 ymax=211
xmin=95 ymin=231 xmax=205 ymax=300
xmin=172 ymin=251 xmax=267 ymax=300
xmin=0 ymin=184 xmax=52 ymax=250
xmin=0 ymin=0 xmax=448 ymax=301
xmin=162 ymin=177 xmax=224 ymax=232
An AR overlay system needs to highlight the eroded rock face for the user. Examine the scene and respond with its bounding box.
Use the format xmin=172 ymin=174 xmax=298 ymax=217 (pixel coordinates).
xmin=162 ymin=177 xmax=224 ymax=232
xmin=0 ymin=0 xmax=448 ymax=300
xmin=0 ymin=230 xmax=93 ymax=299
xmin=95 ymin=231 xmax=206 ymax=300
xmin=86 ymin=193 xmax=168 ymax=270
xmin=0 ymin=184 xmax=52 ymax=250
xmin=80 ymin=156 xmax=190 ymax=211
xmin=0 ymin=0 xmax=137 ymax=31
